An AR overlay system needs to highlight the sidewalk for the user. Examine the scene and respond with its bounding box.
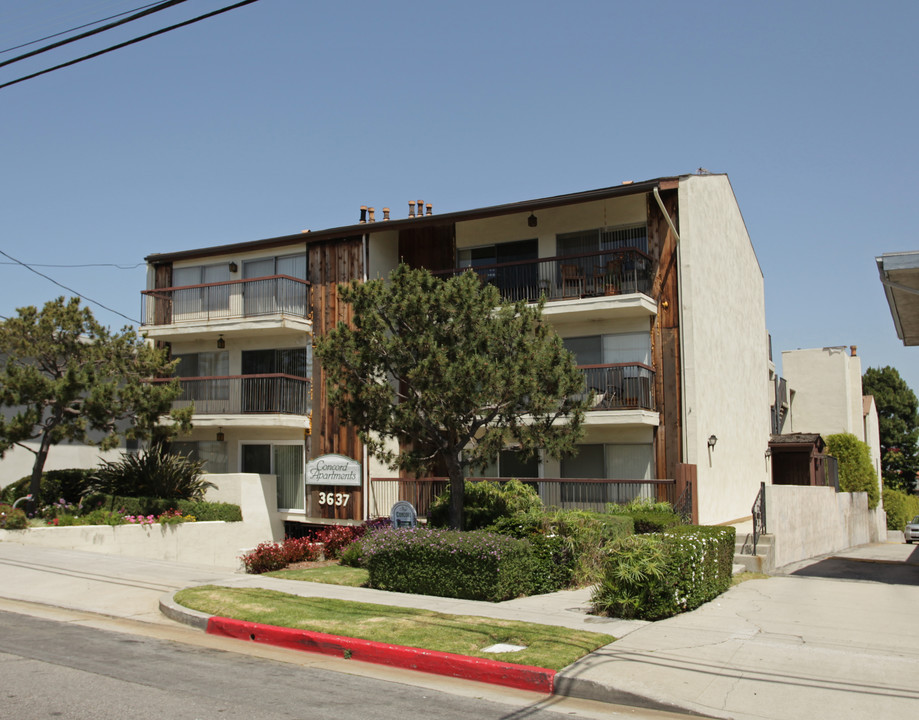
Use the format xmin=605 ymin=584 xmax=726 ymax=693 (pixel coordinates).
xmin=2 ymin=540 xmax=918 ymax=718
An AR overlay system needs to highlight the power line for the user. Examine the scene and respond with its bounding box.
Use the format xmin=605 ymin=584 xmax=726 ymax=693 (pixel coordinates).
xmin=0 ymin=0 xmax=189 ymax=70
xmin=0 ymin=261 xmax=144 ymax=270
xmin=0 ymin=0 xmax=261 ymax=92
xmin=0 ymin=249 xmax=139 ymax=324
xmin=0 ymin=2 xmax=168 ymax=55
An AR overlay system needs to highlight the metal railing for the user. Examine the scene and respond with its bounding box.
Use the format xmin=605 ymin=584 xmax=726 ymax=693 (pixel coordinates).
xmin=432 ymin=248 xmax=653 ymax=304
xmin=580 ymin=363 xmax=655 ymax=411
xmin=141 ymin=275 xmax=310 ymax=326
xmin=152 ymin=374 xmax=311 ymax=415
xmin=751 ymin=481 xmax=767 ymax=554
xmin=369 ymin=476 xmax=678 ymax=518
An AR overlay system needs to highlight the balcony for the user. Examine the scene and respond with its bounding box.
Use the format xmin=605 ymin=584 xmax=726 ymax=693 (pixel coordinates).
xmin=153 ymin=374 xmax=311 ymax=416
xmin=140 ymin=275 xmax=310 ymax=333
xmin=433 ymin=248 xmax=653 ymax=304
xmin=580 ymin=363 xmax=655 ymax=411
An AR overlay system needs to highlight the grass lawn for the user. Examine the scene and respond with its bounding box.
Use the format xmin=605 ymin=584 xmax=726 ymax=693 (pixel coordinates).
xmin=174 ymin=585 xmax=614 ymax=671
xmin=266 ymin=565 xmax=369 ymax=587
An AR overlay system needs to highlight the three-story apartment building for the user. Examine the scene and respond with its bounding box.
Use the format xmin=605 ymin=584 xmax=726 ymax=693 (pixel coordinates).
xmin=141 ymin=172 xmax=772 ymax=532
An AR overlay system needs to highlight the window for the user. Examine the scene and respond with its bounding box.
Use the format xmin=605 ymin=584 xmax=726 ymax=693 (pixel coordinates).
xmin=169 ymin=441 xmax=228 ymax=474
xmin=243 ymin=253 xmax=308 ymax=316
xmin=172 ymin=263 xmax=231 ymax=317
xmin=458 ymin=240 xmax=539 ymax=300
xmin=173 ymin=351 xmax=230 ymax=405
xmin=242 ymin=443 xmax=305 ymax=511
xmin=467 ymin=449 xmax=539 ymax=479
xmin=560 ymin=443 xmax=654 ymax=504
xmin=241 ymin=347 xmax=310 ymax=414
xmin=556 ymin=225 xmax=647 ymax=256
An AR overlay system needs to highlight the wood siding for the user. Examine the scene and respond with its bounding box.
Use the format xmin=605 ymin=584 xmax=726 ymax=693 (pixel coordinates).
xmin=398 ymin=223 xmax=455 ymax=271
xmin=309 ymin=237 xmax=365 ymax=521
xmin=648 ymin=189 xmax=682 ymax=482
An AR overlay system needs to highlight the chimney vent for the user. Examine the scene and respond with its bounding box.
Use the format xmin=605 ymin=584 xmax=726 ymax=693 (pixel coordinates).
xmin=425 ymin=203 xmax=432 ymax=216
xmin=408 ymin=200 xmax=416 ymax=218
xmin=383 ymin=207 xmax=390 ymax=221
xmin=850 ymin=345 xmax=857 ymax=357
xmin=359 ymin=206 xmax=367 ymax=224
xmin=368 ymin=207 xmax=375 ymax=223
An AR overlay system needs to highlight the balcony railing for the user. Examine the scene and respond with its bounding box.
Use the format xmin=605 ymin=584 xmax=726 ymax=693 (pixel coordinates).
xmin=153 ymin=374 xmax=311 ymax=416
xmin=370 ymin=477 xmax=682 ymax=518
xmin=432 ymin=248 xmax=653 ymax=304
xmin=580 ymin=363 xmax=655 ymax=411
xmin=141 ymin=275 xmax=310 ymax=327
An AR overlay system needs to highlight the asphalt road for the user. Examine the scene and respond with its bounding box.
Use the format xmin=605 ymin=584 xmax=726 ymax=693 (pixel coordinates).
xmin=0 ymin=608 xmax=688 ymax=720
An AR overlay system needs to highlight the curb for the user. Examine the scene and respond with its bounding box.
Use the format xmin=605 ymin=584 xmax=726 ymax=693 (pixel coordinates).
xmin=161 ymin=592 xmax=555 ymax=693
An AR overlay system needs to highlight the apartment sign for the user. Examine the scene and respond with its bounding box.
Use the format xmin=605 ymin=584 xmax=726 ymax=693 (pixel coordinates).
xmin=306 ymin=454 xmax=362 ymax=487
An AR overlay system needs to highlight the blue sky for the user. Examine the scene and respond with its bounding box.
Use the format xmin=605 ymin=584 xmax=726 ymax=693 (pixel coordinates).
xmin=1 ymin=0 xmax=917 ymax=391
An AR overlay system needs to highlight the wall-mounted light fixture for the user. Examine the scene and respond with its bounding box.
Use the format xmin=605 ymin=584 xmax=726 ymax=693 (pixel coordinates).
xmin=527 ymin=213 xmax=538 ymax=228
xmin=216 ymin=428 xmax=225 ymax=442
xmin=707 ymin=434 xmax=718 ymax=450
xmin=228 ymin=262 xmax=238 ymax=273
xmin=217 ymin=334 xmax=225 ymax=349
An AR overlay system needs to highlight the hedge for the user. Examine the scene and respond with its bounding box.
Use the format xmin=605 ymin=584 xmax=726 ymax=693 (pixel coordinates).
xmin=592 ymin=525 xmax=735 ymax=620
xmin=83 ymin=495 xmax=242 ymax=522
xmin=362 ymin=527 xmax=534 ymax=601
xmin=1 ymin=469 xmax=95 ymax=505
xmin=883 ymin=488 xmax=919 ymax=530
xmin=428 ymin=479 xmax=543 ymax=530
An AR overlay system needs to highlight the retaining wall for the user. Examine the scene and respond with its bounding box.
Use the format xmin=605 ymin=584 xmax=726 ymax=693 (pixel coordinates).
xmin=766 ymin=485 xmax=888 ymax=569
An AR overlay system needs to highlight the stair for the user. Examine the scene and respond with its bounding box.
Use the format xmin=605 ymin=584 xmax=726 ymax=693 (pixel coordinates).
xmin=733 ymin=532 xmax=775 ymax=574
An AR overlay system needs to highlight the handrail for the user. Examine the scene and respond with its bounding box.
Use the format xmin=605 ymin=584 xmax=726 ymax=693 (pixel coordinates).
xmin=141 ymin=274 xmax=309 ymax=297
xmin=751 ymin=481 xmax=767 ymax=555
xmin=431 ymin=246 xmax=652 ymax=276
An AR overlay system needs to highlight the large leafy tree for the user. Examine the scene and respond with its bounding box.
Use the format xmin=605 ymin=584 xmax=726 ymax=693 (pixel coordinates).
xmin=316 ymin=264 xmax=590 ymax=530
xmin=0 ymin=297 xmax=192 ymax=504
xmin=862 ymin=366 xmax=919 ymax=492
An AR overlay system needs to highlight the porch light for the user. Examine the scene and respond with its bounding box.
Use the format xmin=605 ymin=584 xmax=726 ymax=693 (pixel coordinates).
xmin=707 ymin=435 xmax=718 ymax=450
xmin=228 ymin=262 xmax=238 ymax=273
xmin=217 ymin=334 xmax=225 ymax=349
xmin=527 ymin=213 xmax=538 ymax=227
xmin=216 ymin=428 xmax=225 ymax=442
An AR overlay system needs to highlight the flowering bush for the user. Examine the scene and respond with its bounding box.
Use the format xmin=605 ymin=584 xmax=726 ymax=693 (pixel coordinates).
xmin=281 ymin=536 xmax=322 ymax=564
xmin=314 ymin=524 xmax=363 ymax=559
xmin=591 ymin=525 xmax=735 ymax=620
xmin=240 ymin=541 xmax=288 ymax=574
xmin=363 ymin=527 xmax=534 ymax=601
xmin=0 ymin=503 xmax=28 ymax=530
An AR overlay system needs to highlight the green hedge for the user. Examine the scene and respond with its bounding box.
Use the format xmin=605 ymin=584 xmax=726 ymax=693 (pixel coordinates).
xmin=1 ymin=469 xmax=95 ymax=505
xmin=428 ymin=479 xmax=543 ymax=530
xmin=883 ymin=488 xmax=919 ymax=530
xmin=592 ymin=525 xmax=735 ymax=620
xmin=83 ymin=495 xmax=242 ymax=522
xmin=362 ymin=527 xmax=534 ymax=601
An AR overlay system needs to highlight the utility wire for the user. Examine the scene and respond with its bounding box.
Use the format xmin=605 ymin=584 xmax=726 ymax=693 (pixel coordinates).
xmin=0 ymin=261 xmax=144 ymax=270
xmin=0 ymin=2 xmax=167 ymax=55
xmin=0 ymin=249 xmax=139 ymax=324
xmin=0 ymin=0 xmax=188 ymax=70
xmin=0 ymin=0 xmax=261 ymax=91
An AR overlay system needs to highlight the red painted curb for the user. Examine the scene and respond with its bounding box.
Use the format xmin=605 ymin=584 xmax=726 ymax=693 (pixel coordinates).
xmin=206 ymin=616 xmax=556 ymax=693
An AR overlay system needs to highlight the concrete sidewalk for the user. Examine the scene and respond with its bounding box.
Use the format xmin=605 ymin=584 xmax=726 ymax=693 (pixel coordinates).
xmin=2 ymin=540 xmax=918 ymax=718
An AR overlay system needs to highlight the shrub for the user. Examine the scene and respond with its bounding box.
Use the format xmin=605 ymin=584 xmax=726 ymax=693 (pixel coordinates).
xmin=338 ymin=518 xmax=392 ymax=568
xmin=315 ymin=524 xmax=363 ymax=559
xmin=0 ymin=503 xmax=28 ymax=530
xmin=281 ymin=536 xmax=323 ymax=564
xmin=240 ymin=542 xmax=288 ymax=574
xmin=90 ymin=443 xmax=215 ymax=501
xmin=1 ymin=469 xmax=95 ymax=506
xmin=826 ymin=433 xmax=880 ymax=509
xmin=883 ymin=488 xmax=919 ymax=530
xmin=79 ymin=495 xmax=241 ymax=522
xmin=363 ymin=527 xmax=534 ymax=601
xmin=592 ymin=525 xmax=735 ymax=620
xmin=607 ymin=498 xmax=684 ymax=534
xmin=487 ymin=510 xmax=575 ymax=593
xmin=429 ymin=479 xmax=544 ymax=530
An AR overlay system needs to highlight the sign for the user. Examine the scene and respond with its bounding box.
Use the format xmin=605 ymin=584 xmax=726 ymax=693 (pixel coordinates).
xmin=306 ymin=454 xmax=362 ymax=487
xmin=390 ymin=500 xmax=417 ymax=529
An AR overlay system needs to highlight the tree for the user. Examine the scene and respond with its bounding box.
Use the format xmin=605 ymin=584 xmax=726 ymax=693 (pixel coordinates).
xmin=862 ymin=366 xmax=919 ymax=492
xmin=0 ymin=297 xmax=192 ymax=505
xmin=825 ymin=433 xmax=880 ymax=509
xmin=315 ymin=264 xmax=590 ymax=530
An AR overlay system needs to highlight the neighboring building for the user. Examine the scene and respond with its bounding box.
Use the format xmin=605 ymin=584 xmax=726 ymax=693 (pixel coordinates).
xmin=140 ymin=173 xmax=773 ymax=532
xmin=876 ymin=251 xmax=919 ymax=346
xmin=779 ymin=346 xmax=882 ymax=491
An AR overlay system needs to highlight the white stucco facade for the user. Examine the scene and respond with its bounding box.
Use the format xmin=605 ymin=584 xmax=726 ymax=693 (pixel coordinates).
xmin=676 ymin=175 xmax=772 ymax=524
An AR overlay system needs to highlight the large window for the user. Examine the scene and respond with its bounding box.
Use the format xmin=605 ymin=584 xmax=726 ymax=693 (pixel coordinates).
xmin=560 ymin=443 xmax=654 ymax=504
xmin=243 ymin=253 xmax=308 ymax=316
xmin=467 ymin=449 xmax=539 ymax=479
xmin=173 ymin=351 xmax=230 ymax=407
xmin=172 ymin=263 xmax=231 ymax=317
xmin=556 ymin=225 xmax=647 ymax=256
xmin=242 ymin=442 xmax=305 ymax=511
xmin=241 ymin=347 xmax=310 ymax=415
xmin=169 ymin=441 xmax=228 ymax=474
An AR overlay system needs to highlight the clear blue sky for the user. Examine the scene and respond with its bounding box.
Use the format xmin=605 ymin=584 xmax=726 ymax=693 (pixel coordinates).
xmin=1 ymin=0 xmax=917 ymax=391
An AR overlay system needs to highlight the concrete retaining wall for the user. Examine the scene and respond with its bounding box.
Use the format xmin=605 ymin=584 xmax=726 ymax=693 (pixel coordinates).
xmin=766 ymin=485 xmax=888 ymax=569
xmin=0 ymin=473 xmax=282 ymax=570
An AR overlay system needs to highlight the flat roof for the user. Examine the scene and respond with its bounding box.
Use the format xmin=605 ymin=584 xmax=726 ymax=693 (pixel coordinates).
xmin=144 ymin=176 xmax=682 ymax=264
xmin=877 ymin=252 xmax=919 ymax=346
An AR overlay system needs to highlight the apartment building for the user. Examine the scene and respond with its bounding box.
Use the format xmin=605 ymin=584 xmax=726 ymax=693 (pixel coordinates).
xmin=140 ymin=172 xmax=772 ymax=531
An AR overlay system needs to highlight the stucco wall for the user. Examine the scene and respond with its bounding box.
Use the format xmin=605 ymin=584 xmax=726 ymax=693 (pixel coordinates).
xmin=765 ymin=485 xmax=886 ymax=568
xmin=677 ymin=175 xmax=771 ymax=524
xmin=783 ymin=347 xmax=860 ymax=437
xmin=0 ymin=473 xmax=282 ymax=569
